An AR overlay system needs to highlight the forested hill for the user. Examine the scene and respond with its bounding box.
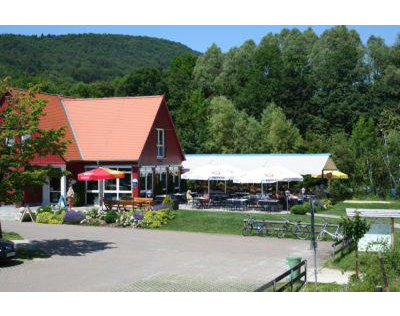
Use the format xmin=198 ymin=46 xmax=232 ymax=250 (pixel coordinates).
xmin=0 ymin=33 xmax=198 ymax=83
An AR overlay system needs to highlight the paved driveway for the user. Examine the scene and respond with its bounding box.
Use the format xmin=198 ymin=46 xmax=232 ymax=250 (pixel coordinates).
xmin=1 ymin=221 xmax=332 ymax=291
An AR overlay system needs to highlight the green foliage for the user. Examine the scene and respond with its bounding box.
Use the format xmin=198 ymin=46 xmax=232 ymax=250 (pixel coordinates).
xmin=35 ymin=211 xmax=65 ymax=224
xmin=290 ymin=201 xmax=323 ymax=215
xmin=116 ymin=210 xmax=134 ymax=227
xmin=0 ymin=80 xmax=69 ymax=204
xmin=290 ymin=204 xmax=308 ymax=215
xmin=162 ymin=195 xmax=174 ymax=208
xmin=341 ymin=213 xmax=370 ymax=242
xmin=0 ymin=34 xmax=198 ymax=89
xmin=330 ymin=181 xmax=353 ymax=203
xmin=143 ymin=208 xmax=176 ymax=228
xmin=104 ymin=211 xmax=118 ymax=224
xmin=36 ymin=205 xmax=54 ymax=214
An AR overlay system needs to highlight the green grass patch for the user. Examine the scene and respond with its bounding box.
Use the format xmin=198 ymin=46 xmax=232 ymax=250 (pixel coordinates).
xmin=303 ymin=282 xmax=346 ymax=292
xmin=159 ymin=209 xmax=340 ymax=236
xmin=2 ymin=232 xmax=23 ymax=240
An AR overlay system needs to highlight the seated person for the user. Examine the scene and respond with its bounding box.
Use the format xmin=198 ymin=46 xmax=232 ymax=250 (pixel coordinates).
xmin=186 ymin=190 xmax=193 ymax=203
xmin=202 ymin=192 xmax=210 ymax=203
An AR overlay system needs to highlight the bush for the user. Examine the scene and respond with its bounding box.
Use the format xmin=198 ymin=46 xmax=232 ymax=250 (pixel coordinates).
xmin=116 ymin=211 xmax=134 ymax=227
xmin=162 ymin=195 xmax=174 ymax=209
xmin=291 ymin=204 xmax=308 ymax=215
xmin=36 ymin=211 xmax=64 ymax=224
xmin=104 ymin=211 xmax=118 ymax=224
xmin=36 ymin=205 xmax=54 ymax=214
xmin=64 ymin=210 xmax=86 ymax=224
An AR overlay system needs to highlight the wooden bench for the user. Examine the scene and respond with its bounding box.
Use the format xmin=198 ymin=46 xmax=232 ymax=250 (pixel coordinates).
xmin=104 ymin=198 xmax=154 ymax=212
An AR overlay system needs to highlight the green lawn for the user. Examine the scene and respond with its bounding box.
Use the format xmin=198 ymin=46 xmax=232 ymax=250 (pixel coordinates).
xmin=303 ymin=282 xmax=346 ymax=292
xmin=2 ymin=232 xmax=23 ymax=240
xmin=319 ymin=202 xmax=400 ymax=224
xmin=159 ymin=209 xmax=340 ymax=236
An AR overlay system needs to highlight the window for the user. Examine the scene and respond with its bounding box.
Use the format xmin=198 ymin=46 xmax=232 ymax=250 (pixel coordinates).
xmin=85 ymin=166 xmax=132 ymax=204
xmin=156 ymin=128 xmax=165 ymax=158
xmin=21 ymin=134 xmax=31 ymax=143
xmin=5 ymin=137 xmax=15 ymax=147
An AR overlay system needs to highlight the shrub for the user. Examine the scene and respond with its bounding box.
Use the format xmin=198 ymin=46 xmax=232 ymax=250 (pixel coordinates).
xmin=64 ymin=210 xmax=86 ymax=224
xmin=104 ymin=211 xmax=118 ymax=224
xmin=162 ymin=195 xmax=174 ymax=209
xmin=36 ymin=205 xmax=53 ymax=214
xmin=116 ymin=211 xmax=134 ymax=227
xmin=291 ymin=204 xmax=308 ymax=215
xmin=81 ymin=207 xmax=106 ymax=225
xmin=36 ymin=211 xmax=64 ymax=224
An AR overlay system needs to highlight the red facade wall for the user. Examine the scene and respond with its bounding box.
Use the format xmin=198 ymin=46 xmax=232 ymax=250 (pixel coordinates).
xmin=138 ymin=99 xmax=185 ymax=166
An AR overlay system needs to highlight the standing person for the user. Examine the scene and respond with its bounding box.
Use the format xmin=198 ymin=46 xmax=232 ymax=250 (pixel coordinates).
xmin=67 ymin=183 xmax=75 ymax=211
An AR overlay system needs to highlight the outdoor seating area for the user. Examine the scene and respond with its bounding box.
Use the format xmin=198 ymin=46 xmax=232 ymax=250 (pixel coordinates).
xmin=185 ymin=191 xmax=303 ymax=212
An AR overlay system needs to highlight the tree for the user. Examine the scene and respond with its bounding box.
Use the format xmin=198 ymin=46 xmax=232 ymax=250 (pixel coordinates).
xmin=340 ymin=212 xmax=370 ymax=278
xmin=174 ymin=89 xmax=209 ymax=154
xmin=265 ymin=103 xmax=303 ymax=153
xmin=351 ymin=116 xmax=382 ymax=192
xmin=192 ymin=44 xmax=224 ymax=97
xmin=309 ymin=26 xmax=368 ymax=133
xmin=115 ymin=68 xmax=166 ymax=97
xmin=164 ymin=53 xmax=198 ymax=115
xmin=205 ymin=96 xmax=237 ymax=153
xmin=0 ymin=79 xmax=69 ymax=237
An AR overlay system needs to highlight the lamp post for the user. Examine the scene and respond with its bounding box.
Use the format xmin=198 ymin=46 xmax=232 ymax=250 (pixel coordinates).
xmin=310 ymin=199 xmax=318 ymax=285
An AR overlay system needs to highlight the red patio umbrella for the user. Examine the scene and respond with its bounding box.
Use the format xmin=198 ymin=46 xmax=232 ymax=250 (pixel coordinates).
xmin=78 ymin=167 xmax=125 ymax=207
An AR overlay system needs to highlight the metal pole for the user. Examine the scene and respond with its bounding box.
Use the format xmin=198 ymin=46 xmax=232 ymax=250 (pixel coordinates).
xmin=310 ymin=199 xmax=318 ymax=285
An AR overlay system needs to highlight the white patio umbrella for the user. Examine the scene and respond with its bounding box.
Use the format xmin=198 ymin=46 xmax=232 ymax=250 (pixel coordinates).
xmin=233 ymin=165 xmax=303 ymax=194
xmin=181 ymin=164 xmax=242 ymax=194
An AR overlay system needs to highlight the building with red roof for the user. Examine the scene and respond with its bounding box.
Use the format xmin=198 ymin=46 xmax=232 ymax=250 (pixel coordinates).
xmin=1 ymin=91 xmax=186 ymax=205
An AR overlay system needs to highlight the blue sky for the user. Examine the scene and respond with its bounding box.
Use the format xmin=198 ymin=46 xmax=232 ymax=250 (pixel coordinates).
xmin=0 ymin=25 xmax=399 ymax=53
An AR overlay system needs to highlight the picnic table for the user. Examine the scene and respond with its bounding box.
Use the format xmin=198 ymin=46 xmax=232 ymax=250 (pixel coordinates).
xmin=103 ymin=197 xmax=154 ymax=212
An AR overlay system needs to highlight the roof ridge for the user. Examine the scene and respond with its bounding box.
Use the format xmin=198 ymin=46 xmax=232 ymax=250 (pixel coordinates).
xmin=63 ymin=95 xmax=164 ymax=101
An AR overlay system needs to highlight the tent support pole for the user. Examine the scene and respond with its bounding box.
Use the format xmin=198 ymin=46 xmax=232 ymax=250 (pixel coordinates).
xmin=261 ymin=182 xmax=263 ymax=196
xmin=276 ymin=182 xmax=278 ymax=194
xmin=225 ymin=180 xmax=226 ymax=193
xmin=208 ymin=179 xmax=210 ymax=196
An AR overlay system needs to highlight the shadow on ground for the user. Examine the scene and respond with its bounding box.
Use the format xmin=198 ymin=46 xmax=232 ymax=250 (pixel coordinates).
xmin=27 ymin=239 xmax=116 ymax=256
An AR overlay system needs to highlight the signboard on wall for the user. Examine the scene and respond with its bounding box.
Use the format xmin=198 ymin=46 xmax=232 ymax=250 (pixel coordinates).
xmin=346 ymin=208 xmax=400 ymax=218
xmin=132 ymin=179 xmax=138 ymax=188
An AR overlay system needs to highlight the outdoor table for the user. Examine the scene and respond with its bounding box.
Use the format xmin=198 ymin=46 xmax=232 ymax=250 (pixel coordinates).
xmin=193 ymin=197 xmax=210 ymax=208
xmin=226 ymin=198 xmax=248 ymax=211
xmin=258 ymin=199 xmax=280 ymax=212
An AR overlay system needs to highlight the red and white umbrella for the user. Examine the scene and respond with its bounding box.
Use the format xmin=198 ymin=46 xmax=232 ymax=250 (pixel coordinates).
xmin=78 ymin=167 xmax=125 ymax=207
xmin=78 ymin=167 xmax=125 ymax=181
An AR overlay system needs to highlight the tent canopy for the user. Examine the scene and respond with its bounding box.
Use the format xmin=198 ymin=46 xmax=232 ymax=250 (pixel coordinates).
xmin=234 ymin=166 xmax=303 ymax=184
xmin=182 ymin=153 xmax=337 ymax=176
xmin=181 ymin=164 xmax=242 ymax=181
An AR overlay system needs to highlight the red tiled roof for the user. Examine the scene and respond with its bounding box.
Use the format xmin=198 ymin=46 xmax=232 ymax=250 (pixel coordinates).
xmin=62 ymin=96 xmax=164 ymax=161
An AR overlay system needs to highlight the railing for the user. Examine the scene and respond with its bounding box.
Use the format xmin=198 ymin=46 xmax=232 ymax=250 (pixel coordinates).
xmin=331 ymin=238 xmax=353 ymax=258
xmin=254 ymin=260 xmax=307 ymax=292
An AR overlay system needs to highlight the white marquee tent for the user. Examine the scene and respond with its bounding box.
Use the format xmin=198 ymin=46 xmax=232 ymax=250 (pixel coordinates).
xmin=182 ymin=153 xmax=337 ymax=176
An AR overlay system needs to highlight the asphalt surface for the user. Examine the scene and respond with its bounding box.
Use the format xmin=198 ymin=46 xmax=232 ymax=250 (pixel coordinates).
xmin=0 ymin=221 xmax=332 ymax=291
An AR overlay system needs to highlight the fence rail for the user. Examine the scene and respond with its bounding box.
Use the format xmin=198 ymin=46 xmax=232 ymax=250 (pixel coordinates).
xmin=254 ymin=260 xmax=307 ymax=292
xmin=331 ymin=238 xmax=353 ymax=258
